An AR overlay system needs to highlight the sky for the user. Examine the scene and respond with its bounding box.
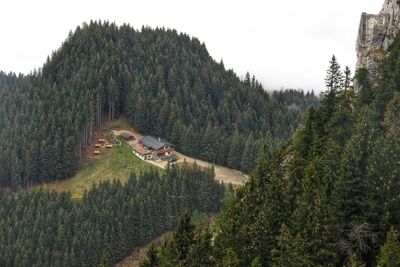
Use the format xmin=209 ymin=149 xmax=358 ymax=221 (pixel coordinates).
xmin=0 ymin=0 xmax=383 ymax=92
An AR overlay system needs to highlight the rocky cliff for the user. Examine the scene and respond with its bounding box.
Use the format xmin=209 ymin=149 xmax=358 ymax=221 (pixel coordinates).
xmin=356 ymin=0 xmax=400 ymax=77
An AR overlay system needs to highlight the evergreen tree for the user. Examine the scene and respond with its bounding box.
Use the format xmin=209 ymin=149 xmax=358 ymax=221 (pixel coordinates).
xmin=240 ymin=133 xmax=256 ymax=173
xmin=325 ymin=55 xmax=344 ymax=93
xmin=378 ymin=227 xmax=400 ymax=267
xmin=171 ymin=211 xmax=195 ymax=264
xmin=271 ymin=224 xmax=310 ymax=267
xmin=187 ymin=227 xmax=215 ymax=267
xmin=140 ymin=243 xmax=160 ymax=267
xmin=346 ymin=253 xmax=366 ymax=267
xmin=227 ymin=128 xmax=242 ymax=169
xmin=355 ymin=68 xmax=373 ymax=107
xmin=344 ymin=65 xmax=353 ymax=91
xmin=99 ymin=250 xmax=109 ymax=267
xmin=200 ymin=123 xmax=217 ymax=162
xmin=222 ymin=248 xmax=240 ymax=267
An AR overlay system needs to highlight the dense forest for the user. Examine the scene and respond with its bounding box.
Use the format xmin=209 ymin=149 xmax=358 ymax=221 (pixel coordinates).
xmin=142 ymin=43 xmax=400 ymax=266
xmin=0 ymin=164 xmax=226 ymax=266
xmin=272 ymin=89 xmax=319 ymax=113
xmin=0 ymin=21 xmax=318 ymax=188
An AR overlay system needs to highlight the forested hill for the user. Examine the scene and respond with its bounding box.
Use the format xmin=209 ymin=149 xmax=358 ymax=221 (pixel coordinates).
xmin=142 ymin=42 xmax=400 ymax=265
xmin=0 ymin=21 xmax=313 ymax=188
xmin=0 ymin=165 xmax=226 ymax=266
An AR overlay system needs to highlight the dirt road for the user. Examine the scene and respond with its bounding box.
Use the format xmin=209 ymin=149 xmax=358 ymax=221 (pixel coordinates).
xmin=112 ymin=129 xmax=249 ymax=186
xmin=115 ymin=232 xmax=171 ymax=267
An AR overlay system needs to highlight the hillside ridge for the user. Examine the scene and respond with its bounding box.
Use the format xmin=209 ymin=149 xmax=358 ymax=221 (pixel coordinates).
xmin=0 ymin=21 xmax=314 ymax=188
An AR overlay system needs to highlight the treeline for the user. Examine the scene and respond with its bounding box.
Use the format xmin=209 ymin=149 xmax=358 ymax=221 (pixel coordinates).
xmin=143 ymin=48 xmax=400 ymax=266
xmin=0 ymin=21 xmax=310 ymax=188
xmin=272 ymin=88 xmax=319 ymax=112
xmin=0 ymin=164 xmax=226 ymax=267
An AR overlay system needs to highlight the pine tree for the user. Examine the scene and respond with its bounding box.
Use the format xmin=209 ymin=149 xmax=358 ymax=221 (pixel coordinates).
xmin=336 ymin=107 xmax=377 ymax=225
xmin=227 ymin=128 xmax=242 ymax=169
xmin=368 ymin=94 xmax=400 ymax=227
xmin=377 ymin=227 xmax=400 ymax=267
xmin=344 ymin=66 xmax=353 ymax=91
xmin=271 ymin=224 xmax=309 ymax=267
xmin=325 ymin=55 xmax=344 ymax=93
xmin=222 ymin=248 xmax=240 ymax=267
xmin=140 ymin=243 xmax=160 ymax=267
xmin=240 ymin=133 xmax=256 ymax=173
xmin=251 ymin=257 xmax=262 ymax=267
xmin=355 ymin=68 xmax=373 ymax=107
xmin=171 ymin=211 xmax=195 ymax=264
xmin=319 ymin=55 xmax=343 ymax=133
xmin=187 ymin=227 xmax=215 ymax=267
xmin=293 ymin=156 xmax=338 ymax=266
xmin=200 ymin=123 xmax=217 ymax=162
xmin=99 ymin=250 xmax=109 ymax=267
xmin=345 ymin=253 xmax=366 ymax=267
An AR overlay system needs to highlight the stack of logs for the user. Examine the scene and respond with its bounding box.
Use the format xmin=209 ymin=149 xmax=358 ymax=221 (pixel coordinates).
xmin=93 ymin=139 xmax=113 ymax=155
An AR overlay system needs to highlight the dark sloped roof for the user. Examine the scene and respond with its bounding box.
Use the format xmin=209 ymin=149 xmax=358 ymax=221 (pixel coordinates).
xmin=120 ymin=133 xmax=135 ymax=140
xmin=140 ymin=136 xmax=174 ymax=150
xmin=120 ymin=132 xmax=134 ymax=139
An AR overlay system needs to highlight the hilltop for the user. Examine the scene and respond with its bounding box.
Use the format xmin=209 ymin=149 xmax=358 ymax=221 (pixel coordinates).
xmin=0 ymin=22 xmax=314 ymax=188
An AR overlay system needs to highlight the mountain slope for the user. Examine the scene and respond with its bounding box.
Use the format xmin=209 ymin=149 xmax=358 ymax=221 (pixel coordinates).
xmin=0 ymin=21 xmax=309 ymax=188
xmin=145 ymin=39 xmax=400 ymax=267
xmin=0 ymin=165 xmax=226 ymax=267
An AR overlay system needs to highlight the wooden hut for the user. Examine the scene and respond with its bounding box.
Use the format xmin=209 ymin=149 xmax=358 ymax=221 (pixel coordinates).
xmin=119 ymin=133 xmax=135 ymax=142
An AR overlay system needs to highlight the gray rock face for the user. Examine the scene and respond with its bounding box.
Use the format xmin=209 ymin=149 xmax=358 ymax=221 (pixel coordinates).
xmin=356 ymin=0 xmax=400 ymax=77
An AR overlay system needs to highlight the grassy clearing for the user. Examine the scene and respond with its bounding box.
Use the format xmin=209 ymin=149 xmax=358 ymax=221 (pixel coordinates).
xmin=41 ymin=141 xmax=161 ymax=199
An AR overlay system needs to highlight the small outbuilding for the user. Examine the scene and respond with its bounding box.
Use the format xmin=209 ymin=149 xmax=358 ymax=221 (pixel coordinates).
xmin=119 ymin=132 xmax=135 ymax=142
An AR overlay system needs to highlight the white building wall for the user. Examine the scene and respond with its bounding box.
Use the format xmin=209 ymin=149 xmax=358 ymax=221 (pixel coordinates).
xmin=132 ymin=150 xmax=152 ymax=160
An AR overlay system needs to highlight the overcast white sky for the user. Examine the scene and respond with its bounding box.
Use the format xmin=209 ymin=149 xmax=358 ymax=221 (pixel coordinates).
xmin=0 ymin=0 xmax=383 ymax=92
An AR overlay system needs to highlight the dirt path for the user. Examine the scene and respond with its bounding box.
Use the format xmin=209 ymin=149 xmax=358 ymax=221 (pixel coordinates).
xmin=115 ymin=216 xmax=216 ymax=267
xmin=173 ymin=152 xmax=248 ymax=185
xmin=114 ymin=233 xmax=171 ymax=267
xmin=112 ymin=129 xmax=249 ymax=186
